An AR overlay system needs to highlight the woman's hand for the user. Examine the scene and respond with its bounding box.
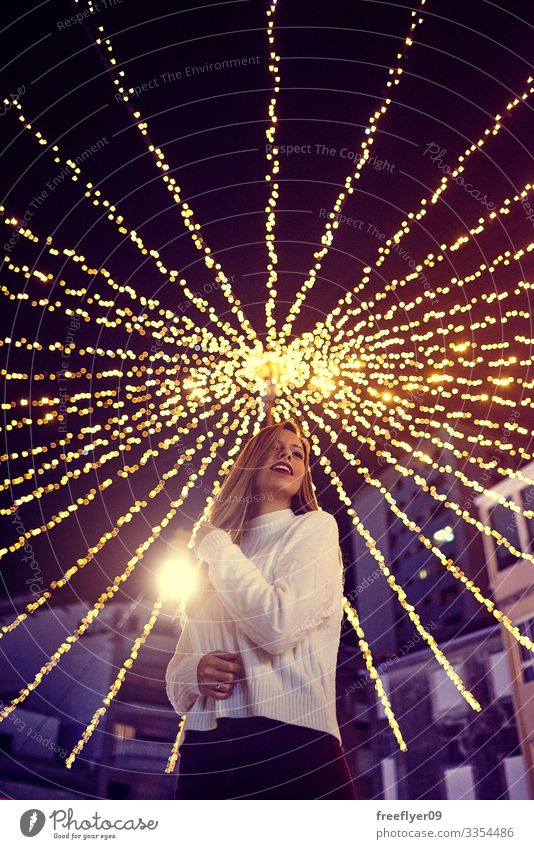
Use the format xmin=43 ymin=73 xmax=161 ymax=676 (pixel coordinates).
xmin=197 ymin=650 xmax=244 ymax=700
xmin=194 ymin=520 xmax=218 ymax=548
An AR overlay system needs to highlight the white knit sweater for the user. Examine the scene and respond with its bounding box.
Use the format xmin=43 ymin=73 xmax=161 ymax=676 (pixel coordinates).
xmin=165 ymin=507 xmax=345 ymax=743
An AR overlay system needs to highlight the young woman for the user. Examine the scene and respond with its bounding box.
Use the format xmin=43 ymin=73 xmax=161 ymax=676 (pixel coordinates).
xmin=165 ymin=418 xmax=356 ymax=799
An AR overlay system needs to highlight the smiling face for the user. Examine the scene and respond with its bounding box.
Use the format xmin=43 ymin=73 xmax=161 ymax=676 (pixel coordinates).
xmin=252 ymin=427 xmax=307 ymax=504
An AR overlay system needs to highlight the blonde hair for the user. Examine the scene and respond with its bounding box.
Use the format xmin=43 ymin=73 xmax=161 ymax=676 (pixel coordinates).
xmin=201 ymin=418 xmax=318 ymax=547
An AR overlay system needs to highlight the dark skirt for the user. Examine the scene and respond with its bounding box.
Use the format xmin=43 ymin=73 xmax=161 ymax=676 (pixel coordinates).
xmin=173 ymin=715 xmax=357 ymax=800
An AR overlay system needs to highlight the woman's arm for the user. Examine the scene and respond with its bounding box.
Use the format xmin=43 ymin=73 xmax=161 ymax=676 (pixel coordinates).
xmin=165 ymin=620 xmax=203 ymax=715
xmin=194 ymin=511 xmax=342 ymax=655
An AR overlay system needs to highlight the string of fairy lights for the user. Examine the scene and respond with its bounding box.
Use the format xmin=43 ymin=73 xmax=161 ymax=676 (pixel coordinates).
xmin=0 ymin=0 xmax=533 ymax=772
xmin=275 ymin=0 xmax=428 ymax=350
xmin=306 ymin=75 xmax=534 ymax=344
xmin=66 ymin=405 xmax=255 ymax=770
xmin=76 ymin=3 xmax=257 ymax=344
xmin=264 ymin=0 xmax=281 ymax=343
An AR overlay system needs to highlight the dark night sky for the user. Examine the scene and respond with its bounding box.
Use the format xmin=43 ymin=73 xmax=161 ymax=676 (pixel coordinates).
xmin=1 ymin=0 xmax=533 ymax=605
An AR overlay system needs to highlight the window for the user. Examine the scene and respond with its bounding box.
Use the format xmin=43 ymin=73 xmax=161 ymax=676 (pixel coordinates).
xmin=444 ymin=765 xmax=476 ymax=800
xmin=433 ymin=525 xmax=455 ymax=546
xmin=113 ymin=723 xmax=136 ymax=740
xmin=430 ymin=666 xmax=465 ymax=714
xmin=520 ymin=485 xmax=534 ymax=552
xmin=381 ymin=757 xmax=398 ymax=800
xmin=487 ymin=504 xmax=522 ymax=570
xmin=518 ymin=617 xmax=534 ymax=683
xmin=503 ymin=755 xmax=529 ymax=799
xmin=488 ymin=651 xmax=513 ymax=698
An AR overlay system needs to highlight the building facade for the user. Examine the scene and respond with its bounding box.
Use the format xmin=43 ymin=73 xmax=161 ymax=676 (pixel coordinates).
xmin=0 ymin=595 xmax=182 ymax=799
xmin=476 ymin=458 xmax=534 ymax=798
xmin=350 ymin=445 xmax=490 ymax=664
xmin=346 ymin=445 xmax=533 ymax=798
xmin=372 ymin=625 xmax=528 ymax=799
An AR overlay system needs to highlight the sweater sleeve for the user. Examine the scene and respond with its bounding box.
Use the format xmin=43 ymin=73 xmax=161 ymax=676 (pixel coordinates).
xmin=165 ymin=619 xmax=203 ymax=716
xmin=195 ymin=511 xmax=342 ymax=655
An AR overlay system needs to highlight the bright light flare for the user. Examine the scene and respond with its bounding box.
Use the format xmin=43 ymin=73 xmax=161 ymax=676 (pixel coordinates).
xmin=158 ymin=555 xmax=198 ymax=602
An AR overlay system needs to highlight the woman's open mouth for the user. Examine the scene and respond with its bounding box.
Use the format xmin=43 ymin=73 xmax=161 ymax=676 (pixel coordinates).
xmin=270 ymin=462 xmax=293 ymax=475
